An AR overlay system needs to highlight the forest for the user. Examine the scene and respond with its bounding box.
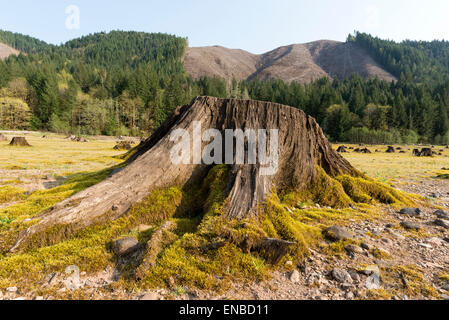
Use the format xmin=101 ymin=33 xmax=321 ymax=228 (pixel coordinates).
xmin=1 ymin=30 xmax=449 ymax=144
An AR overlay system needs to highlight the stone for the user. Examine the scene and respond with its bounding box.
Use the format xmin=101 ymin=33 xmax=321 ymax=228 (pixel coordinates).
xmin=139 ymin=292 xmax=161 ymax=300
xmin=399 ymin=208 xmax=421 ymax=216
xmin=6 ymin=287 xmax=17 ymax=293
xmin=400 ymin=221 xmax=422 ymax=230
xmin=360 ymin=242 xmax=373 ymax=250
xmin=418 ymin=243 xmax=432 ymax=249
xmin=306 ymin=272 xmax=325 ymax=286
xmin=110 ymin=237 xmax=140 ymax=256
xmin=323 ymin=226 xmax=354 ymax=242
xmin=35 ymin=296 xmax=44 ymax=300
xmin=381 ymin=237 xmax=393 ymax=245
xmin=442 ymin=294 xmax=449 ymax=301
xmin=434 ymin=210 xmax=449 ymax=219
xmin=331 ymin=268 xmax=353 ymax=284
xmin=345 ymin=244 xmax=364 ymax=254
xmin=434 ymin=219 xmax=449 ymax=229
xmin=285 ymin=260 xmax=293 ymax=267
xmin=289 ymin=270 xmax=300 ymax=283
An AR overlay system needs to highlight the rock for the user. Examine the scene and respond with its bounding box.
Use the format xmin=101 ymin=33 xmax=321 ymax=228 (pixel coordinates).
xmin=35 ymin=296 xmax=44 ymax=300
xmin=331 ymin=268 xmax=353 ymax=284
xmin=289 ymin=270 xmax=300 ymax=283
xmin=381 ymin=237 xmax=393 ymax=245
xmin=139 ymin=292 xmax=161 ymax=300
xmin=110 ymin=237 xmax=140 ymax=256
xmin=444 ymin=237 xmax=449 ymax=243
xmin=6 ymin=287 xmax=17 ymax=293
xmin=345 ymin=291 xmax=354 ymax=299
xmin=345 ymin=244 xmax=364 ymax=255
xmin=285 ymin=260 xmax=293 ymax=267
xmin=434 ymin=210 xmax=449 ymax=219
xmin=400 ymin=221 xmax=422 ymax=230
xmin=399 ymin=208 xmax=421 ymax=216
xmin=13 ymin=297 xmax=26 ymax=300
xmin=360 ymin=242 xmax=373 ymax=250
xmin=418 ymin=243 xmax=432 ymax=249
xmin=348 ymin=270 xmax=361 ymax=282
xmin=323 ymin=226 xmax=354 ymax=242
xmin=442 ymin=294 xmax=449 ymax=301
xmin=441 ymin=284 xmax=449 ymax=291
xmin=306 ymin=272 xmax=325 ymax=286
xmin=433 ymin=219 xmax=449 ymax=229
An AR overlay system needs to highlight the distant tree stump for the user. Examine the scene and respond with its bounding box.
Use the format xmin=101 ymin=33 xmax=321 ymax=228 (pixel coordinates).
xmin=9 ymin=137 xmax=31 ymax=146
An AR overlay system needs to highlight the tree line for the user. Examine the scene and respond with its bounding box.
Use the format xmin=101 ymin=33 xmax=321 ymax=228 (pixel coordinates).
xmin=1 ymin=30 xmax=449 ymax=144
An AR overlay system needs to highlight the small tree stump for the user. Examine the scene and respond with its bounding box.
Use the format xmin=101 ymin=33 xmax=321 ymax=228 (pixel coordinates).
xmin=9 ymin=137 xmax=31 ymax=146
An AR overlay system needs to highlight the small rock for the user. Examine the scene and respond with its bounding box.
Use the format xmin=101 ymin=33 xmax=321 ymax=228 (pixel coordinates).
xmin=13 ymin=297 xmax=26 ymax=300
xmin=434 ymin=219 xmax=449 ymax=229
xmin=285 ymin=260 xmax=293 ymax=267
xmin=434 ymin=210 xmax=449 ymax=219
xmin=348 ymin=270 xmax=361 ymax=282
xmin=35 ymin=296 xmax=44 ymax=300
xmin=400 ymin=221 xmax=422 ymax=230
xmin=399 ymin=208 xmax=421 ymax=216
xmin=418 ymin=243 xmax=432 ymax=249
xmin=442 ymin=294 xmax=449 ymax=300
xmin=331 ymin=268 xmax=353 ymax=284
xmin=110 ymin=237 xmax=140 ymax=256
xmin=306 ymin=272 xmax=325 ymax=286
xmin=323 ymin=226 xmax=354 ymax=242
xmin=360 ymin=242 xmax=373 ymax=250
xmin=289 ymin=270 xmax=300 ymax=283
xmin=345 ymin=244 xmax=364 ymax=254
xmin=444 ymin=237 xmax=449 ymax=243
xmin=6 ymin=287 xmax=17 ymax=293
xmin=442 ymin=284 xmax=449 ymax=291
xmin=345 ymin=291 xmax=354 ymax=299
xmin=381 ymin=237 xmax=393 ymax=245
xmin=139 ymin=292 xmax=161 ymax=300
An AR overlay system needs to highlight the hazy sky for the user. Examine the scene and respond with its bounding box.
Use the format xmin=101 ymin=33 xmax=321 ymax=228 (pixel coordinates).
xmin=1 ymin=0 xmax=449 ymax=54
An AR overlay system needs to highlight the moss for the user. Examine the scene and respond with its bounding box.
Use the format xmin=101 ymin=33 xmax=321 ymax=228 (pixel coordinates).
xmin=0 ymin=186 xmax=27 ymax=204
xmin=371 ymin=247 xmax=393 ymax=260
xmin=336 ymin=175 xmax=414 ymax=207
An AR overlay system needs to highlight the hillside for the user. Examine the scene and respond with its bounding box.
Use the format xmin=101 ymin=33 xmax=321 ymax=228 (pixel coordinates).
xmin=0 ymin=43 xmax=19 ymax=60
xmin=185 ymin=40 xmax=397 ymax=83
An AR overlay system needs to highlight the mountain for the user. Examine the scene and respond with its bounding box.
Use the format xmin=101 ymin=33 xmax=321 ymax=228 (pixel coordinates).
xmin=184 ymin=40 xmax=397 ymax=83
xmin=0 ymin=42 xmax=19 ymax=59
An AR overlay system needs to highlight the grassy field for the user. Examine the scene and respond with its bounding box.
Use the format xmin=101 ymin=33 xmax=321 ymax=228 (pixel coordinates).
xmin=335 ymin=144 xmax=449 ymax=182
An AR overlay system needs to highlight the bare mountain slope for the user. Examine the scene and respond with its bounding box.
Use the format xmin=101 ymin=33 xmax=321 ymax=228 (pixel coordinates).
xmin=185 ymin=40 xmax=396 ymax=83
xmin=0 ymin=43 xmax=19 ymax=60
xmin=184 ymin=46 xmax=258 ymax=80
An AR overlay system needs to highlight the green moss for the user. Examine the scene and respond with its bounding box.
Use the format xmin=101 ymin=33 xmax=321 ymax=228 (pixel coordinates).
xmin=0 ymin=186 xmax=27 ymax=204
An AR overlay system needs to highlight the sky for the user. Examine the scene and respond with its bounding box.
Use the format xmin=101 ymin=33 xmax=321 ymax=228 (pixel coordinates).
xmin=1 ymin=0 xmax=449 ymax=54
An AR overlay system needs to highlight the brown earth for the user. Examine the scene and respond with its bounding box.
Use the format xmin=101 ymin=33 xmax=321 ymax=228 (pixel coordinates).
xmin=0 ymin=43 xmax=19 ymax=60
xmin=185 ymin=40 xmax=396 ymax=83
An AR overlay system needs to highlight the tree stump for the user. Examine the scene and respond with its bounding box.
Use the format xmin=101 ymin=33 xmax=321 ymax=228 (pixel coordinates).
xmin=9 ymin=137 xmax=31 ymax=146
xmin=10 ymin=96 xmax=362 ymax=252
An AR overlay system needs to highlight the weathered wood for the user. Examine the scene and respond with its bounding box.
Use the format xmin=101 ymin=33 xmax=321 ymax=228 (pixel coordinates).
xmin=10 ymin=96 xmax=358 ymax=252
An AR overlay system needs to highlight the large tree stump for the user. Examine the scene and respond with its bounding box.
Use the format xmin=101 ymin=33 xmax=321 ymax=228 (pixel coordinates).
xmin=10 ymin=96 xmax=359 ymax=252
xmin=9 ymin=137 xmax=31 ymax=146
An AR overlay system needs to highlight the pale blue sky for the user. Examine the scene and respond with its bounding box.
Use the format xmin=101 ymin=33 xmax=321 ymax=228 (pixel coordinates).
xmin=1 ymin=0 xmax=448 ymax=54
